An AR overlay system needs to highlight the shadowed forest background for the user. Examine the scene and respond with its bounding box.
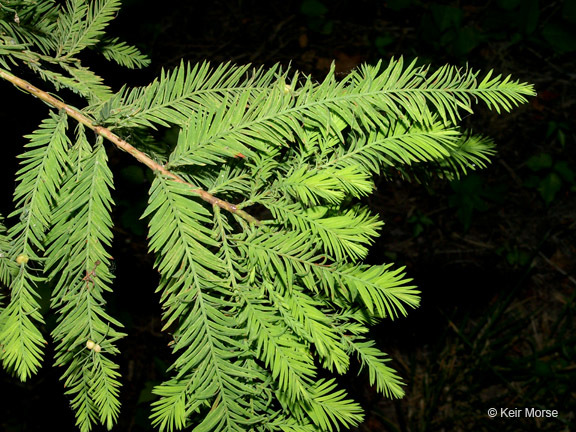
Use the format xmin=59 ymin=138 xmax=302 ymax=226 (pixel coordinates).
xmin=1 ymin=0 xmax=575 ymax=431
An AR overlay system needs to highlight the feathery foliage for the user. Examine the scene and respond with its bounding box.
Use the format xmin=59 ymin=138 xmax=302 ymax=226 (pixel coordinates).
xmin=44 ymin=127 xmax=124 ymax=431
xmin=0 ymin=1 xmax=534 ymax=431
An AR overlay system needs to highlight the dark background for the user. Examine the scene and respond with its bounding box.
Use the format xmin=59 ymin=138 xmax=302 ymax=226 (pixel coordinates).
xmin=1 ymin=0 xmax=575 ymax=431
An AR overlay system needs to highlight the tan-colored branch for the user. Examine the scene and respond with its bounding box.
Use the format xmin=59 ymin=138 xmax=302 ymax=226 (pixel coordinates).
xmin=0 ymin=68 xmax=260 ymax=225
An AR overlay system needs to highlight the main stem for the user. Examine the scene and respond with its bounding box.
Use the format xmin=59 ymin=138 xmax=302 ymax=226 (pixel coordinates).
xmin=0 ymin=68 xmax=260 ymax=225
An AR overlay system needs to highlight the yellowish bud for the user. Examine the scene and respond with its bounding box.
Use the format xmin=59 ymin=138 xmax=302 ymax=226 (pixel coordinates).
xmin=16 ymin=254 xmax=29 ymax=265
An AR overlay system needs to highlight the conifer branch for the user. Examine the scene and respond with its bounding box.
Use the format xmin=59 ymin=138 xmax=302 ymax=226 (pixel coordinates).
xmin=0 ymin=5 xmax=535 ymax=426
xmin=0 ymin=68 xmax=260 ymax=225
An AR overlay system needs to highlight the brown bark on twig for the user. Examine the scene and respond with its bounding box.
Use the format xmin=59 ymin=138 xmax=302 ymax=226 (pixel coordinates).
xmin=0 ymin=68 xmax=260 ymax=225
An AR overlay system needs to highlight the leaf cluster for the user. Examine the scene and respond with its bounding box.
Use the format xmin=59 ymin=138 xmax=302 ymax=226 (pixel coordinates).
xmin=0 ymin=1 xmax=534 ymax=431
